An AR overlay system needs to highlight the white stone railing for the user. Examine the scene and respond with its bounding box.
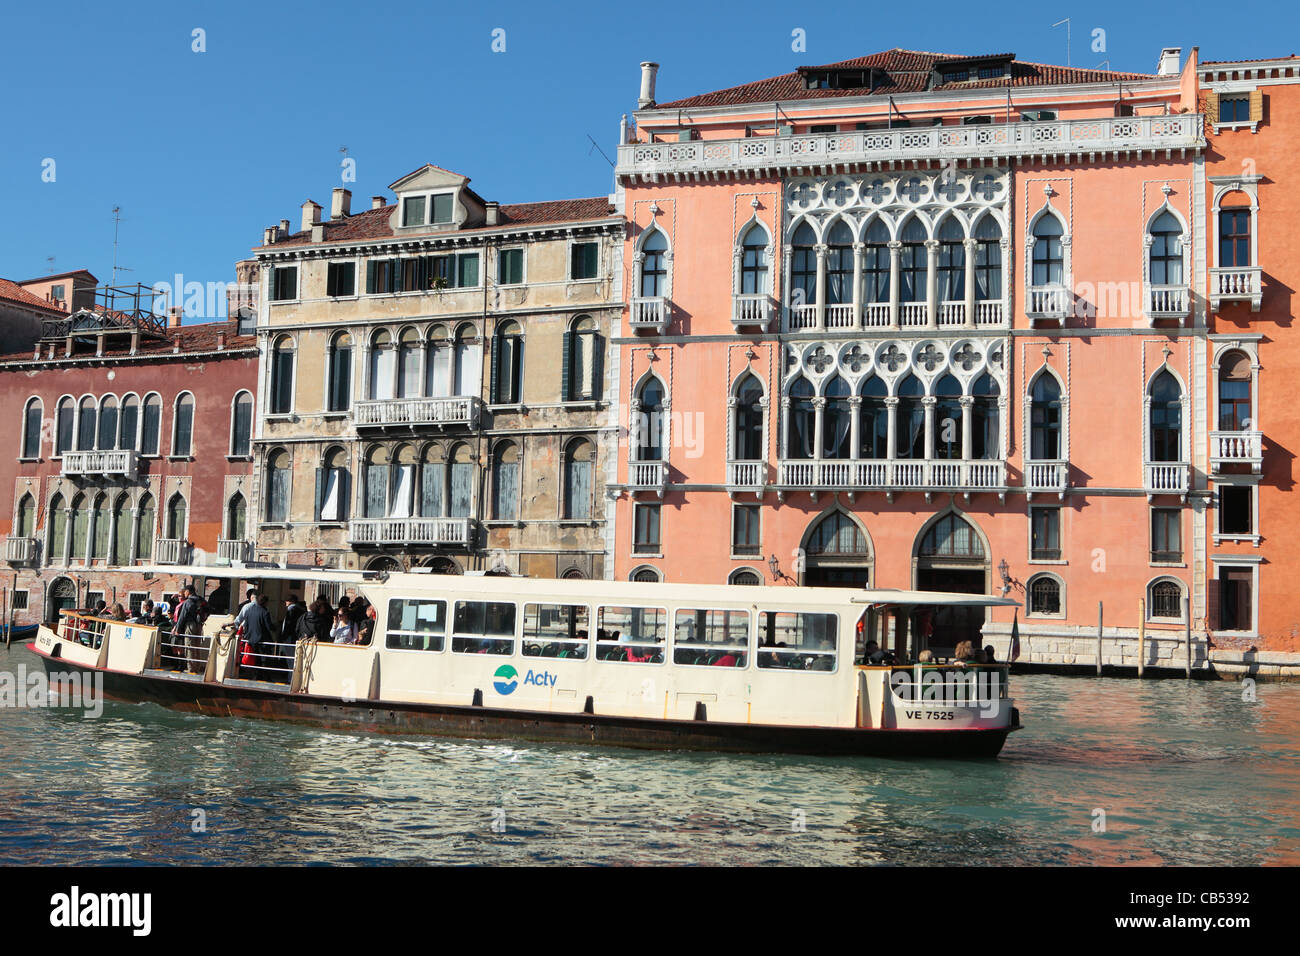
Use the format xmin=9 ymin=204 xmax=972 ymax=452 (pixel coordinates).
xmin=217 ymin=539 xmax=252 ymax=563
xmin=630 ymin=296 xmax=669 ymax=332
xmin=789 ymin=302 xmax=818 ymax=330
xmin=937 ymin=301 xmax=966 ymax=327
xmin=60 ymin=449 xmax=139 ymax=479
xmin=1144 ymin=462 xmax=1190 ymax=496
xmin=1025 ymin=460 xmax=1068 ymax=496
xmin=617 ymin=114 xmax=1204 ymax=180
xmin=1026 ymin=285 xmax=1069 ymax=319
xmin=824 ymin=303 xmax=855 ymax=328
xmin=352 ymin=396 xmax=482 ymax=429
xmin=863 ymin=302 xmax=891 ymax=327
xmin=778 ymin=459 xmax=1005 ymax=491
xmin=155 ymin=538 xmax=189 ymax=565
xmin=1145 ymin=284 xmax=1190 ymax=320
xmin=627 ymin=460 xmax=669 ymax=491
xmin=348 ymin=517 xmax=472 ymax=546
xmin=1209 ymin=267 xmax=1262 ymax=311
xmin=4 ymin=536 xmax=37 ymax=564
xmin=726 ymin=460 xmax=765 ymax=487
xmin=1210 ymin=430 xmax=1262 ymax=471
xmin=898 ymin=302 xmax=928 ymax=327
xmin=732 ymin=294 xmax=773 ymax=330
xmin=974 ymin=301 xmax=1004 ymax=326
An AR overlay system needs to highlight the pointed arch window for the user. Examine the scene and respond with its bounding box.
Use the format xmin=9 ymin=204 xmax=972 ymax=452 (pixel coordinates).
xmin=973 ymin=216 xmax=1003 ymax=300
xmin=55 ymin=398 xmax=74 ymax=456
xmin=327 ymin=331 xmax=353 ymax=411
xmin=230 ymin=391 xmax=253 ymax=456
xmin=111 ymin=494 xmax=130 ymax=565
xmin=1149 ymin=371 xmax=1183 ymax=462
xmin=390 ymin=444 xmax=417 ymax=519
xmin=971 ymin=373 xmax=1000 ymax=460
xmin=635 ymin=377 xmax=666 ymax=461
xmin=316 ymin=447 xmax=348 ymax=522
xmin=822 ymin=376 xmax=852 ymax=459
xmin=363 ymin=446 xmax=390 ymax=519
xmin=640 ymin=229 xmax=668 ymax=297
xmin=919 ymin=513 xmax=985 ymax=559
xmin=425 ymin=326 xmax=451 ymax=398
xmin=740 ymin=224 xmax=769 ymax=294
xmin=492 ymin=442 xmax=520 ymax=520
xmin=97 ymin=396 xmax=118 ymax=451
xmin=397 ymin=327 xmax=422 ymax=399
xmin=563 ymin=438 xmax=594 ymax=520
xmin=934 ymin=375 xmax=963 ymax=460
xmin=226 ymin=493 xmax=247 ymax=542
xmin=135 ymin=494 xmax=155 ymax=561
xmin=69 ymin=493 xmax=89 ymax=561
xmin=1149 ymin=211 xmax=1184 ymax=285
xmin=141 ymin=394 xmax=162 ymax=455
xmin=171 ymin=393 xmax=195 ymax=457
xmin=732 ymin=375 xmax=765 ymax=461
xmin=449 ymin=443 xmax=474 ymax=518
xmin=266 ymin=450 xmax=291 ymax=523
xmin=896 ymin=375 xmax=926 ymax=459
xmin=825 ymin=221 xmax=854 ymax=305
xmin=91 ymin=493 xmax=111 ymax=560
xmin=22 ymin=398 xmax=42 ymax=458
xmin=49 ymin=494 xmax=67 ymax=564
xmin=1032 ymin=215 xmax=1065 ymax=286
xmin=120 ymin=395 xmax=139 ymax=451
xmin=453 ymin=326 xmax=481 ymax=396
xmin=790 ymin=223 xmax=817 ymax=306
xmin=1029 ymin=373 xmax=1062 ymax=460
xmin=166 ymin=493 xmax=187 ymax=540
xmin=17 ymin=493 xmax=35 ymax=538
xmin=563 ymin=315 xmax=601 ymax=402
xmin=899 ymin=220 xmax=927 ymax=303
xmin=787 ymin=376 xmax=816 ymax=460
xmin=1218 ymin=351 xmax=1252 ymax=432
xmin=806 ymin=511 xmax=868 ymax=556
xmin=860 ymin=376 xmax=888 ymax=459
xmin=491 ymin=320 xmax=524 ymax=405
xmin=936 ymin=218 xmax=965 ymax=301
xmin=863 ymin=221 xmax=890 ymax=305
xmin=269 ymin=335 xmax=295 ymax=414
xmin=420 ymin=445 xmax=446 ymax=517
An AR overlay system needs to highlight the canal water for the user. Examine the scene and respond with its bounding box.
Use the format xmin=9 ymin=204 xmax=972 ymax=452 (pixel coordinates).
xmin=1 ymin=640 xmax=1296 ymax=865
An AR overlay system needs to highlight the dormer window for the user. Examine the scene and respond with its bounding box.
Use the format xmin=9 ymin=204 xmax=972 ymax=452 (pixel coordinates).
xmin=402 ymin=196 xmax=426 ymax=227
xmin=432 ymin=194 xmax=453 ymax=224
xmin=400 ymin=192 xmax=456 ymax=228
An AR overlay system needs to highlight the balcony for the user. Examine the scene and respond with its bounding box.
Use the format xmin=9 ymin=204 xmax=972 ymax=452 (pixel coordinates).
xmin=616 ymin=114 xmax=1204 ymax=183
xmin=60 ymin=449 xmax=139 ymax=479
xmin=217 ymin=539 xmax=253 ymax=564
xmin=1026 ymin=285 xmax=1070 ymax=322
xmin=937 ymin=301 xmax=966 ymax=327
xmin=777 ymin=459 xmax=1006 ymax=497
xmin=352 ymin=396 xmax=482 ymax=430
xmin=348 ymin=517 xmax=474 ymax=547
xmin=732 ymin=294 xmax=773 ymax=332
xmin=629 ymin=296 xmax=669 ymax=333
xmin=1209 ymin=267 xmax=1262 ymax=312
xmin=1025 ymin=460 xmax=1068 ymax=499
xmin=1144 ymin=462 xmax=1190 ymax=499
xmin=789 ymin=302 xmax=817 ymax=330
xmin=726 ymin=460 xmax=765 ymax=496
xmin=4 ymin=536 xmax=37 ymax=565
xmin=898 ymin=302 xmax=929 ymax=328
xmin=627 ymin=460 xmax=669 ymax=496
xmin=1210 ymin=430 xmax=1263 ymax=474
xmin=1145 ymin=284 xmax=1191 ymax=322
xmin=155 ymin=538 xmax=191 ymax=565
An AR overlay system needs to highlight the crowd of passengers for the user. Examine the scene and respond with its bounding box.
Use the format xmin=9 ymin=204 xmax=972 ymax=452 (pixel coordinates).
xmin=231 ymin=589 xmax=377 ymax=679
xmin=860 ymin=638 xmax=1000 ymax=667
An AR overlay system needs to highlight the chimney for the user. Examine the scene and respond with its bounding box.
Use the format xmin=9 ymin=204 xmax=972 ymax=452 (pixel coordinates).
xmin=279 ymin=219 xmax=290 ymax=239
xmin=371 ymin=195 xmax=386 ymax=210
xmin=1157 ymin=47 xmax=1181 ymax=76
xmin=264 ymin=226 xmax=277 ymax=245
xmin=216 ymin=329 xmax=226 ymax=350
xmin=331 ymin=188 xmax=352 ymax=220
xmin=485 ymin=201 xmax=500 ymax=226
xmin=301 ymin=200 xmax=322 ymax=233
xmin=168 ymin=306 xmax=184 ymax=329
xmin=638 ymin=61 xmax=660 ymax=109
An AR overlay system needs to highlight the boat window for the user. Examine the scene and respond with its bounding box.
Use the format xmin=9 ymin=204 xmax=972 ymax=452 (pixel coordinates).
xmin=673 ymin=609 xmax=749 ymax=667
xmin=452 ymin=600 xmax=516 ymax=655
xmin=523 ymin=603 xmax=589 ymax=660
xmin=596 ymin=606 xmax=666 ymax=663
xmin=386 ymin=598 xmax=447 ymax=652
xmin=756 ymin=611 xmax=838 ymax=672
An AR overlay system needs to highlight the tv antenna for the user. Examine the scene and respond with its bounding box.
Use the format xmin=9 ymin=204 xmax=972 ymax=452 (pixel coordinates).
xmin=586 ymin=134 xmax=614 ymax=168
xmin=47 ymin=256 xmax=55 ymax=274
xmin=110 ymin=206 xmax=134 ymax=285
xmin=1052 ymin=18 xmax=1072 ymax=68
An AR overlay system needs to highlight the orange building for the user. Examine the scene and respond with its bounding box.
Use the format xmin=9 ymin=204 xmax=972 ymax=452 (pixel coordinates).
xmin=609 ymin=47 xmax=1264 ymax=666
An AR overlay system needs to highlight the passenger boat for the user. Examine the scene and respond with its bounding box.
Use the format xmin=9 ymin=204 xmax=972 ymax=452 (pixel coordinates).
xmin=27 ymin=567 xmax=1022 ymax=757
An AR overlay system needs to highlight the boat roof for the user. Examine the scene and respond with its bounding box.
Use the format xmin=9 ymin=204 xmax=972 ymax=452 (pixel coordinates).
xmin=134 ymin=565 xmax=1019 ymax=610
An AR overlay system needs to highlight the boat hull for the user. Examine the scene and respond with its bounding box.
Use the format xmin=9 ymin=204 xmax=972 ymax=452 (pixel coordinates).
xmin=30 ymin=643 xmax=1017 ymax=758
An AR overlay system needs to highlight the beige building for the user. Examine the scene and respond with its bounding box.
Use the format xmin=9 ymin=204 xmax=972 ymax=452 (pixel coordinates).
xmin=248 ymin=165 xmax=623 ymax=578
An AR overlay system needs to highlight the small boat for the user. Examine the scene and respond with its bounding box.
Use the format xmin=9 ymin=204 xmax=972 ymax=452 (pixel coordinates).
xmin=4 ymin=624 xmax=38 ymax=645
xmin=28 ymin=566 xmax=1022 ymax=758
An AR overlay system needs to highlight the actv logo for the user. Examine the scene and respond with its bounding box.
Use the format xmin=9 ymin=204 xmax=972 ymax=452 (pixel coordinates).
xmin=493 ymin=665 xmax=519 ymax=695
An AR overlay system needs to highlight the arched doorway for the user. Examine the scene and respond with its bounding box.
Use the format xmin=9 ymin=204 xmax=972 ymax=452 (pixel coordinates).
xmin=47 ymin=576 xmax=77 ymax=623
xmin=424 ymin=556 xmax=461 ymax=575
xmin=801 ymin=510 xmax=872 ymax=588
xmin=913 ymin=511 xmax=990 ymax=652
xmin=366 ymin=556 xmax=404 ymax=574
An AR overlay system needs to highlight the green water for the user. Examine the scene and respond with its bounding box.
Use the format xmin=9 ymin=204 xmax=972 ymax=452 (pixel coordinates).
xmin=0 ymin=640 xmax=1296 ymax=865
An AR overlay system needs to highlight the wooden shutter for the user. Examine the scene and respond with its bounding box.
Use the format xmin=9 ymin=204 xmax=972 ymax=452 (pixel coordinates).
xmin=339 ymin=469 xmax=351 ymax=521
xmin=489 ymin=334 xmax=503 ymax=404
xmin=590 ymin=332 xmax=605 ymax=402
xmin=1249 ymin=89 xmax=1264 ymax=124
xmin=1205 ymin=90 xmax=1219 ymax=124
xmin=366 ymin=260 xmax=377 ymax=294
xmin=560 ymin=331 xmax=572 ymax=402
xmin=314 ymin=467 xmax=323 ymax=521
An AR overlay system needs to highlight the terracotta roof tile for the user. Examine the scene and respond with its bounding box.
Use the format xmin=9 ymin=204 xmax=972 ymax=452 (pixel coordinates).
xmin=0 ymin=278 xmax=66 ymax=315
xmin=0 ymin=318 xmax=256 ymax=365
xmin=652 ymin=48 xmax=1152 ymax=110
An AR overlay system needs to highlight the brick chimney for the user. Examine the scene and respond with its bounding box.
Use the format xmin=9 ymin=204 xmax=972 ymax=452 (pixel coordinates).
xmin=371 ymin=195 xmax=386 ymax=210
xmin=169 ymin=306 xmax=183 ymax=329
xmin=331 ymin=188 xmax=352 ymax=220
xmin=301 ymin=200 xmax=322 ymax=233
xmin=264 ymin=226 xmax=277 ymax=245
xmin=216 ymin=329 xmax=226 ymax=350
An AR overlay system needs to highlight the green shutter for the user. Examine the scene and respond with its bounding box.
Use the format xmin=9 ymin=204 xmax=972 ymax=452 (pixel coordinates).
xmin=490 ymin=333 xmax=503 ymax=404
xmin=339 ymin=469 xmax=351 ymax=521
xmin=314 ymin=467 xmax=323 ymax=521
xmin=560 ymin=331 xmax=572 ymax=402
xmin=590 ymin=332 xmax=604 ymax=402
xmin=366 ymin=260 xmax=377 ymax=294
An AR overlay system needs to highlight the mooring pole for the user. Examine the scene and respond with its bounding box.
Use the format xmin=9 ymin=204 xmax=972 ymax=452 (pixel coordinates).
xmin=1137 ymin=599 xmax=1146 ymax=678
xmin=1184 ymin=596 xmax=1192 ymax=679
xmin=1096 ymin=601 xmax=1103 ymax=676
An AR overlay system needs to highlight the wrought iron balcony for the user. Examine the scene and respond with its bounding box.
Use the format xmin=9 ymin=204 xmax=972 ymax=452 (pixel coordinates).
xmin=1210 ymin=430 xmax=1262 ymax=473
xmin=777 ymin=459 xmax=1005 ymax=494
xmin=155 ymin=538 xmax=190 ymax=565
xmin=1025 ymin=460 xmax=1069 ymax=499
xmin=732 ymin=294 xmax=773 ymax=332
xmin=1144 ymin=462 xmax=1190 ymax=499
xmin=627 ymin=460 xmax=669 ymax=495
xmin=351 ymin=396 xmax=482 ymax=430
xmin=1145 ymin=284 xmax=1191 ymax=321
xmin=60 ymin=449 xmax=139 ymax=479
xmin=348 ymin=517 xmax=473 ymax=547
xmin=217 ymin=539 xmax=253 ymax=563
xmin=4 ymin=536 xmax=37 ymax=565
xmin=629 ymin=296 xmax=669 ymax=333
xmin=1209 ymin=267 xmax=1262 ymax=312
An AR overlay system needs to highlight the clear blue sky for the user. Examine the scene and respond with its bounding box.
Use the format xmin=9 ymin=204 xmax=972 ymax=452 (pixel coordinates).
xmin=0 ymin=0 xmax=1285 ymax=319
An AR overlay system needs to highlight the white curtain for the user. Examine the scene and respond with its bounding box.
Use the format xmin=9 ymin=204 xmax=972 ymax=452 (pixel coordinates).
xmin=321 ymin=469 xmax=341 ymax=521
xmin=371 ymin=349 xmax=395 ymax=400
xmin=427 ymin=346 xmax=451 ymax=397
xmin=390 ymin=464 xmax=414 ymax=518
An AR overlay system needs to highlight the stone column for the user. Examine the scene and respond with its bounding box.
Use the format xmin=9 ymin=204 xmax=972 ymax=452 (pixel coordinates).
xmin=925 ymin=239 xmax=940 ymax=329
xmin=964 ymin=237 xmax=978 ymax=328
xmin=885 ymin=396 xmax=899 ymax=461
xmin=62 ymin=507 xmax=73 ymax=566
xmin=812 ymin=397 xmax=827 ymax=462
xmin=960 ymin=395 xmax=975 ymax=461
xmin=888 ymin=241 xmax=902 ymax=329
xmin=848 ymin=396 xmax=862 ymax=460
xmin=814 ymin=244 xmax=828 ymax=330
xmin=852 ymin=242 xmax=865 ymax=328
xmin=779 ymin=396 xmax=791 ymax=459
xmin=923 ymin=395 xmax=937 ymax=460
xmin=782 ymin=247 xmax=794 ymax=328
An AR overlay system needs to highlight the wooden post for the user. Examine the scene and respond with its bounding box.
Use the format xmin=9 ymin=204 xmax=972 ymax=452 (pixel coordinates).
xmin=2 ymin=586 xmax=8 ymax=649
xmin=1137 ymin=599 xmax=1146 ymax=678
xmin=1096 ymin=601 xmax=1103 ymax=676
xmin=1184 ymin=596 xmax=1192 ymax=679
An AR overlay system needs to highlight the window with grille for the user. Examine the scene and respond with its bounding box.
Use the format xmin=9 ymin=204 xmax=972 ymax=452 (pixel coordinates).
xmin=1028 ymin=576 xmax=1060 ymax=616
xmin=1149 ymin=580 xmax=1183 ymax=619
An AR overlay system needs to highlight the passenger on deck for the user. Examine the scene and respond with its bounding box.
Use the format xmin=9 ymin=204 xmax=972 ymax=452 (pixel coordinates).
xmin=917 ymin=649 xmax=934 ymax=663
xmin=241 ymin=595 xmax=275 ymax=678
xmin=974 ymin=648 xmax=989 ymax=665
xmin=131 ymin=600 xmax=155 ymax=625
xmin=714 ymin=647 xmax=739 ymax=667
xmin=297 ymin=599 xmax=332 ymax=644
xmin=953 ymin=640 xmax=974 ymax=663
xmin=864 ymin=640 xmax=886 ymax=664
xmin=330 ymin=608 xmax=358 ymax=645
xmin=283 ymin=595 xmax=307 ymax=648
xmin=110 ymin=604 xmax=128 ymax=622
xmin=357 ymin=604 xmax=377 ymax=646
xmin=626 ymin=645 xmax=652 ymax=663
xmin=175 ymin=588 xmax=205 ymax=674
xmin=983 ymin=645 xmax=997 ymax=665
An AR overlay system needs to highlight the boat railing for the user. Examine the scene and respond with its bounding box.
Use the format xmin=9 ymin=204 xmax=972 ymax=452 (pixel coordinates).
xmin=156 ymin=623 xmax=214 ymax=675
xmin=235 ymin=634 xmax=297 ymax=684
xmin=887 ymin=664 xmax=1010 ymax=705
xmin=56 ymin=611 xmax=116 ymax=650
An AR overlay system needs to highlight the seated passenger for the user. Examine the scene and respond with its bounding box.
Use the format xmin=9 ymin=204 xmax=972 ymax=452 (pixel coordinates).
xmin=953 ymin=640 xmax=974 ymax=662
xmin=974 ymin=648 xmax=989 ymax=665
xmin=864 ymin=640 xmax=886 ymax=665
xmin=983 ymin=645 xmax=997 ymax=665
xmin=917 ymin=649 xmax=934 ymax=663
xmin=330 ymin=608 xmax=358 ymax=645
xmin=626 ymin=645 xmax=651 ymax=663
xmin=713 ymin=648 xmax=739 ymax=667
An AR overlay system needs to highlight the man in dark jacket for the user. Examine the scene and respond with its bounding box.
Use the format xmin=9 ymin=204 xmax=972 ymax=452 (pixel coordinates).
xmin=175 ymin=587 xmax=204 ymax=673
xmin=282 ymin=595 xmax=307 ymax=663
xmin=241 ymin=595 xmax=276 ymax=678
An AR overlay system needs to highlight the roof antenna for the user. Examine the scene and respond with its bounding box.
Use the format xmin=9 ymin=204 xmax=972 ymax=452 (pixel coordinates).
xmin=46 ymin=256 xmax=55 ymax=275
xmin=586 ymin=134 xmax=614 ymax=168
xmin=110 ymin=206 xmax=134 ymax=285
xmin=1052 ymin=18 xmax=1072 ymax=68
